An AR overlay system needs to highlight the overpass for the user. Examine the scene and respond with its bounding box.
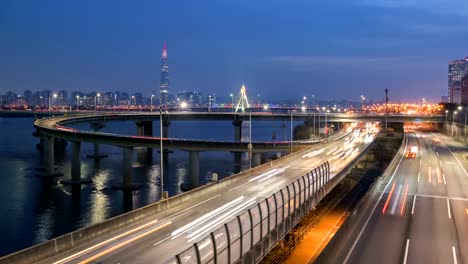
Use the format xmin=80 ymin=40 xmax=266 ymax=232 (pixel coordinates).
xmin=2 ymin=122 xmax=381 ymax=264
xmin=47 ymin=111 xmax=444 ymax=124
xmin=32 ymin=112 xmax=441 ymax=187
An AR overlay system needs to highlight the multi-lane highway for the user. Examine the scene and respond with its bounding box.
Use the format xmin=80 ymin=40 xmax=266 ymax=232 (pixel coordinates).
xmin=317 ymin=125 xmax=468 ymax=264
xmin=27 ymin=123 xmax=379 ymax=264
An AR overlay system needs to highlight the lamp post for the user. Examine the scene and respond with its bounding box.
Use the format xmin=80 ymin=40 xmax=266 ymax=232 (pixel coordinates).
xmin=159 ymin=106 xmax=164 ymax=197
xmin=230 ymin=93 xmax=234 ymax=111
xmin=290 ymin=109 xmax=293 ymax=154
xmin=150 ymin=94 xmax=155 ymax=112
xmin=445 ymin=110 xmax=449 ymax=133
xmin=452 ymin=110 xmax=458 ymax=137
xmin=248 ymin=108 xmax=252 ymax=168
xmin=360 ymin=95 xmax=366 ymax=113
xmin=313 ymin=110 xmax=316 ymax=139
xmin=95 ymin=93 xmax=100 ymax=113
xmin=49 ymin=93 xmax=57 ymax=117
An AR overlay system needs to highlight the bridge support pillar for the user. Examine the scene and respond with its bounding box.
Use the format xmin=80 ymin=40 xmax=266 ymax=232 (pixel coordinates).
xmin=143 ymin=121 xmax=153 ymax=161
xmin=113 ymin=147 xmax=142 ymax=190
xmin=252 ymin=152 xmax=262 ymax=167
xmin=44 ymin=136 xmax=54 ymax=175
xmin=136 ymin=120 xmax=154 ymax=163
xmin=233 ymin=119 xmax=243 ymax=142
xmin=87 ymin=123 xmax=108 ymax=159
xmin=36 ymin=136 xmax=62 ymax=177
xmin=189 ymin=151 xmax=200 ymax=188
xmin=62 ymin=141 xmax=91 ymax=185
xmin=233 ymin=152 xmax=242 ymax=173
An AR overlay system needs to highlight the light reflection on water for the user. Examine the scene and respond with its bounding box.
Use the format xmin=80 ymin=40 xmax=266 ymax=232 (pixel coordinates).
xmin=0 ymin=117 xmax=294 ymax=256
xmin=89 ymin=169 xmax=111 ymax=224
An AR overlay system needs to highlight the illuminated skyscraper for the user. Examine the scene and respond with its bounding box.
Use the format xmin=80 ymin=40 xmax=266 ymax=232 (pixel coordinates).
xmin=448 ymin=57 xmax=468 ymax=104
xmin=159 ymin=42 xmax=169 ymax=105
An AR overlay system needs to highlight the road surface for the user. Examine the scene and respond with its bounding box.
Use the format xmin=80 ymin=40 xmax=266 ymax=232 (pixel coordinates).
xmin=316 ymin=127 xmax=468 ymax=264
xmin=31 ymin=123 xmax=378 ymax=264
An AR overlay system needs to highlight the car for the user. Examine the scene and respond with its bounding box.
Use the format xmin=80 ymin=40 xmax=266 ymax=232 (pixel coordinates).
xmin=406 ymin=145 xmax=418 ymax=158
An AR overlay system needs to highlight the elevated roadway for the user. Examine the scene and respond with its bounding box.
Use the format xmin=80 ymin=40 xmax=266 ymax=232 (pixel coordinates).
xmin=317 ymin=127 xmax=468 ymax=264
xmin=3 ymin=122 xmax=380 ymax=264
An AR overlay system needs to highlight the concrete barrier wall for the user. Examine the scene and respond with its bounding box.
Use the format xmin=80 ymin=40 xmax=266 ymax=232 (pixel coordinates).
xmin=0 ymin=130 xmax=348 ymax=264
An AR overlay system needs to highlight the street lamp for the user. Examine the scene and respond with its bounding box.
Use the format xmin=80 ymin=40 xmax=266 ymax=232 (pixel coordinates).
xmin=95 ymin=93 xmax=100 ymax=112
xmin=230 ymin=93 xmax=234 ymax=107
xmin=445 ymin=110 xmax=449 ymax=133
xmin=159 ymin=107 xmax=165 ymax=198
xmin=249 ymin=108 xmax=252 ymax=168
xmin=180 ymin=101 xmax=188 ymax=109
xmin=150 ymin=94 xmax=155 ymax=112
xmin=290 ymin=110 xmax=293 ymax=154
xmin=453 ymin=110 xmax=458 ymax=137
xmin=49 ymin=93 xmax=57 ymax=116
xmin=360 ymin=95 xmax=366 ymax=113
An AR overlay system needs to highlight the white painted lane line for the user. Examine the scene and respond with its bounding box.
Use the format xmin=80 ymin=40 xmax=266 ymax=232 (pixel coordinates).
xmin=443 ymin=173 xmax=447 ymax=185
xmin=403 ymin=239 xmax=410 ymax=264
xmin=411 ymin=196 xmax=416 ymax=215
xmin=452 ymin=246 xmax=458 ymax=264
xmin=343 ymin=137 xmax=408 ymax=264
xmin=153 ymin=236 xmax=171 ymax=246
xmin=445 ymin=143 xmax=468 ymax=177
xmin=436 ymin=151 xmax=440 ymax=157
xmin=416 ymin=194 xmax=468 ymax=201
xmin=417 ymin=171 xmax=420 ymax=183
xmin=447 ymin=199 xmax=452 ymax=219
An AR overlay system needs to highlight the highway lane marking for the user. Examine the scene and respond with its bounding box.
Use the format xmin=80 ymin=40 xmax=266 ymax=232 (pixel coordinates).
xmin=436 ymin=151 xmax=439 ymax=157
xmin=415 ymin=194 xmax=468 ymax=202
xmin=444 ymin=144 xmax=468 ymax=177
xmin=417 ymin=171 xmax=420 ymax=183
xmin=452 ymin=246 xmax=458 ymax=264
xmin=443 ymin=173 xmax=447 ymax=185
xmin=171 ymin=195 xmax=221 ymax=218
xmin=439 ymin=160 xmax=443 ymax=167
xmin=403 ymin=239 xmax=410 ymax=264
xmin=52 ymin=219 xmax=161 ymax=264
xmin=411 ymin=196 xmax=416 ymax=215
xmin=78 ymin=221 xmax=172 ymax=264
xmin=447 ymin=199 xmax=452 ymax=219
xmin=153 ymin=236 xmax=171 ymax=246
xmin=343 ymin=137 xmax=408 ymax=264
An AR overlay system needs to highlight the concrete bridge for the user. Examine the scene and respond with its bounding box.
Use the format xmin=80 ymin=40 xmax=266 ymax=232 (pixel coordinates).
xmin=32 ymin=112 xmax=441 ymax=189
xmin=3 ymin=121 xmax=386 ymax=264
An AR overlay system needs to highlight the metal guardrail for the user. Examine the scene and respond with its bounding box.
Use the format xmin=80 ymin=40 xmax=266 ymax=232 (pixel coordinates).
xmin=166 ymin=161 xmax=332 ymax=264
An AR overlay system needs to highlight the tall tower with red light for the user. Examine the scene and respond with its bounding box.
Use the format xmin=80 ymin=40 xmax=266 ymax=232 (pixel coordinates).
xmin=159 ymin=42 xmax=169 ymax=106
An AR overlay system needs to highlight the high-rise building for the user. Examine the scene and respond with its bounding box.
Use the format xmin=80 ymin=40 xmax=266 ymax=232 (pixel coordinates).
xmin=159 ymin=42 xmax=169 ymax=106
xmin=462 ymin=74 xmax=468 ymax=105
xmin=448 ymin=57 xmax=468 ymax=104
xmin=207 ymin=94 xmax=216 ymax=107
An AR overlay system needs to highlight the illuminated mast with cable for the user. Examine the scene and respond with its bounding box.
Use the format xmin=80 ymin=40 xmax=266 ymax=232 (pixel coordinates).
xmin=235 ymin=84 xmax=250 ymax=112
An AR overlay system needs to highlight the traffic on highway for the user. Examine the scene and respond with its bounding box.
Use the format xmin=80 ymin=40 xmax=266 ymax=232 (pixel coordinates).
xmin=317 ymin=123 xmax=468 ymax=264
xmin=30 ymin=122 xmax=379 ymax=264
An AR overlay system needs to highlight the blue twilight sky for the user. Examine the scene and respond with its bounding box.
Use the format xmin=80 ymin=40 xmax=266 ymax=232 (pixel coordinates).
xmin=1 ymin=0 xmax=468 ymax=102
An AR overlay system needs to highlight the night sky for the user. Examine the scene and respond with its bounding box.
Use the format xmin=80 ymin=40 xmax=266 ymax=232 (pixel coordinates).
xmin=1 ymin=0 xmax=467 ymax=102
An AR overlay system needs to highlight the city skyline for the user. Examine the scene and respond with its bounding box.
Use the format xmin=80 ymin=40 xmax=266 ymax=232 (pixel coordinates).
xmin=1 ymin=1 xmax=468 ymax=102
